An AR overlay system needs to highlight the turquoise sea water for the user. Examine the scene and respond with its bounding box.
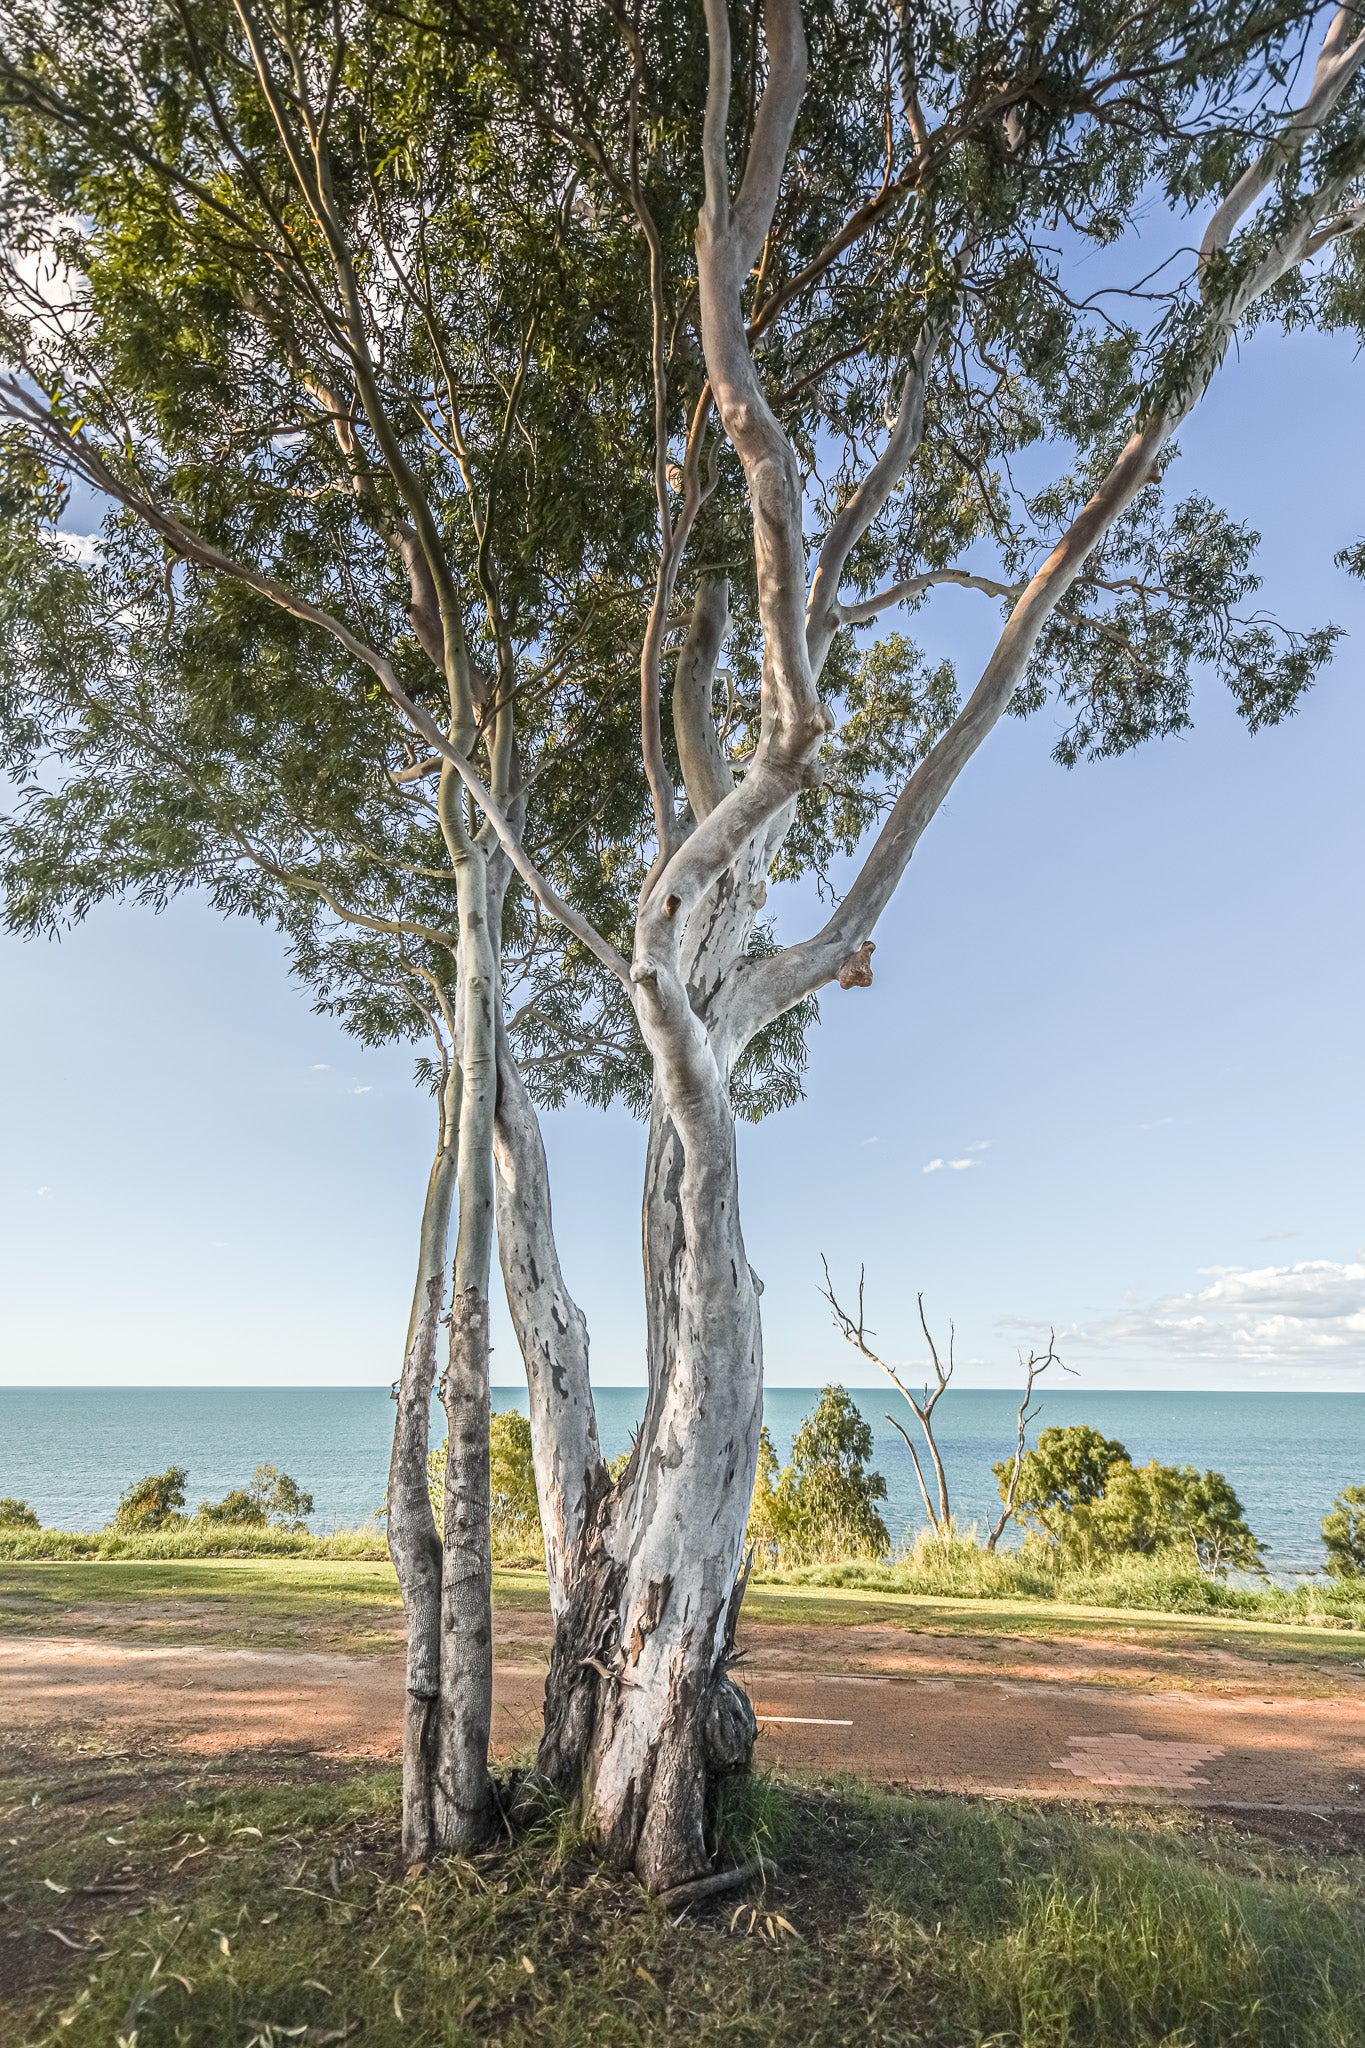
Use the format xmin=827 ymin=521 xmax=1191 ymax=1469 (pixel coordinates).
xmin=1 ymin=1386 xmax=1361 ymax=1574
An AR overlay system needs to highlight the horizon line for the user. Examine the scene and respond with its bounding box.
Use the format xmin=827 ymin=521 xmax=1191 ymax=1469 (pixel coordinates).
xmin=3 ymin=1382 xmax=1364 ymax=1397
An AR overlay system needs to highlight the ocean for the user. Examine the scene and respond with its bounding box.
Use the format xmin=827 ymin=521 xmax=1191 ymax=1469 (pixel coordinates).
xmin=1 ymin=1386 xmax=1360 ymax=1574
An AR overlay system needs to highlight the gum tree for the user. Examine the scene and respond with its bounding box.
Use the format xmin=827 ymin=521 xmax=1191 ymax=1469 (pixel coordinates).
xmin=1 ymin=0 xmax=1362 ymax=1891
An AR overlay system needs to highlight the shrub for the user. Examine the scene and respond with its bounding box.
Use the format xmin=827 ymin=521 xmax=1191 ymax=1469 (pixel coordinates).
xmin=489 ymin=1410 xmax=540 ymax=1538
xmin=193 ymin=1466 xmax=310 ymax=1530
xmin=749 ymin=1386 xmax=890 ymax=1565
xmin=110 ymin=1464 xmax=188 ymax=1531
xmin=196 ymin=1488 xmax=267 ymax=1527
xmin=995 ymin=1425 xmax=1129 ymax=1552
xmin=1322 ymin=1485 xmax=1365 ymax=1578
xmin=0 ymin=1496 xmax=39 ymax=1528
xmin=248 ymin=1463 xmax=314 ymax=1530
xmin=1089 ymin=1461 xmax=1263 ymax=1574
xmin=997 ymin=1425 xmax=1261 ymax=1576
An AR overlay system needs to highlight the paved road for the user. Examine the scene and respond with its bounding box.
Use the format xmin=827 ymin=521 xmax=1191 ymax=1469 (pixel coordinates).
xmin=4 ymin=1634 xmax=1364 ymax=1815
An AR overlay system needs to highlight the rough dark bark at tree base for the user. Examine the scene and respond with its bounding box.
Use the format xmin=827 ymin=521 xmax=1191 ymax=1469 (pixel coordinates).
xmin=535 ymin=1491 xmax=758 ymax=1893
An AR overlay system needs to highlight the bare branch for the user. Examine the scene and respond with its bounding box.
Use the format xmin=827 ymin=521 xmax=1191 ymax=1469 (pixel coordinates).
xmin=985 ymin=1335 xmax=1074 ymax=1553
xmin=821 ymin=1259 xmax=952 ymax=1528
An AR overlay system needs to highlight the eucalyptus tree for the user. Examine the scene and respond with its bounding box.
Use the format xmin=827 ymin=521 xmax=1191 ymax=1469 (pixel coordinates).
xmin=1 ymin=0 xmax=1362 ymax=1895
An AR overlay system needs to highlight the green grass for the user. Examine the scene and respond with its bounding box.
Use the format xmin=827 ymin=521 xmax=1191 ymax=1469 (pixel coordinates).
xmin=8 ymin=1762 xmax=1365 ymax=2047
xmin=9 ymin=1524 xmax=1361 ymax=1632
xmin=0 ymin=1559 xmax=551 ymax=1655
xmin=6 ymin=1558 xmax=1365 ymax=1678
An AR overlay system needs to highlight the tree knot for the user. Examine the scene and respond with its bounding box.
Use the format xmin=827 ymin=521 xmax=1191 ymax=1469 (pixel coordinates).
xmin=836 ymin=939 xmax=876 ymax=989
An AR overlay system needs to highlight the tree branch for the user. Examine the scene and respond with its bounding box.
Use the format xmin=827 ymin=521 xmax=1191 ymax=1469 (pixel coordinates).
xmin=0 ymin=385 xmax=630 ymax=985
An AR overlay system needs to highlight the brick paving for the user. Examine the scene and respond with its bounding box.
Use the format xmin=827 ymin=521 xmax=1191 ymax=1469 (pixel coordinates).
xmin=4 ymin=1632 xmax=1365 ymax=1816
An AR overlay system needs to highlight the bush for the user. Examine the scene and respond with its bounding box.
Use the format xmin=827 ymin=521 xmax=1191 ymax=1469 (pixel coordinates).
xmin=997 ymin=1425 xmax=1262 ymax=1575
xmin=110 ymin=1464 xmax=188 ymax=1532
xmin=994 ymin=1425 xmax=1128 ymax=1552
xmin=1322 ymin=1485 xmax=1365 ymax=1578
xmin=749 ymin=1386 xmax=890 ymax=1565
xmin=247 ymin=1463 xmax=314 ymax=1530
xmin=0 ymin=1496 xmax=39 ymax=1528
xmin=195 ymin=1488 xmax=267 ymax=1527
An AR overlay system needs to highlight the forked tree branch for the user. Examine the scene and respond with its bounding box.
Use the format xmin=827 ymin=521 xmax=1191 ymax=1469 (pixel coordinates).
xmin=732 ymin=13 xmax=1365 ymax=1045
xmin=821 ymin=1259 xmax=954 ymax=1529
xmin=806 ymin=295 xmax=960 ymax=678
xmin=986 ymin=1333 xmax=1072 ymax=1553
xmin=1199 ymin=4 xmax=1365 ymax=277
xmin=698 ymin=0 xmax=827 ymax=765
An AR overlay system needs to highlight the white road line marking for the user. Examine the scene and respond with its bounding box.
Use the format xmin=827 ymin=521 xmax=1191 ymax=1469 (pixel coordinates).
xmin=755 ymin=1714 xmax=854 ymax=1726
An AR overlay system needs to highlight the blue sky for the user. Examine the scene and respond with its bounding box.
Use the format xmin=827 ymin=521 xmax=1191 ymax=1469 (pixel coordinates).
xmin=1 ymin=318 xmax=1362 ymax=1393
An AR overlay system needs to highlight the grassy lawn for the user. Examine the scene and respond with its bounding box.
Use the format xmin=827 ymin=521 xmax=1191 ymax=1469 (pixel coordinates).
xmin=4 ymin=1559 xmax=1365 ymax=1681
xmin=5 ymin=1754 xmax=1365 ymax=2047
xmin=0 ymin=1561 xmax=544 ymax=1655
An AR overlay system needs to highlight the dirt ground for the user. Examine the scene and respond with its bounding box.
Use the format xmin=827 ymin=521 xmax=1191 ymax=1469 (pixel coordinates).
xmin=4 ymin=1599 xmax=1365 ymax=1819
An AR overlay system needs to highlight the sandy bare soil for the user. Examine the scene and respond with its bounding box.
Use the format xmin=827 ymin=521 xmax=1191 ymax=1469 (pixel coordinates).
xmin=4 ymin=1622 xmax=1364 ymax=1817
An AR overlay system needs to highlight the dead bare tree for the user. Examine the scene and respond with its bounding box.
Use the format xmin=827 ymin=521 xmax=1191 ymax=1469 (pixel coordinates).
xmin=985 ymin=1336 xmax=1073 ymax=1552
xmin=822 ymin=1261 xmax=955 ymax=1536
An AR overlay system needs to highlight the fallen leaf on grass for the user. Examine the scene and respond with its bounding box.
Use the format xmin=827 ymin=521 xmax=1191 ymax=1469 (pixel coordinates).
xmin=635 ymin=1967 xmax=657 ymax=1988
xmin=48 ymin=1928 xmax=94 ymax=1951
xmin=302 ymin=1981 xmax=333 ymax=1995
xmin=233 ymin=1827 xmax=264 ymax=1839
xmin=42 ymin=1878 xmax=69 ymax=1893
xmin=392 ymin=1987 xmax=404 ymax=2020
xmin=520 ymin=1956 xmax=536 ymax=1976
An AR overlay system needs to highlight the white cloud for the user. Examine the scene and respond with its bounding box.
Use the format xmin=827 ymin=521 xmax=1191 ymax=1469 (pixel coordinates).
xmin=35 ymin=1185 xmax=52 ymax=1199
xmin=924 ymin=1142 xmax=987 ymax=1173
xmin=1066 ymin=1256 xmax=1365 ymax=1370
xmin=351 ymin=1084 xmax=372 ymax=1096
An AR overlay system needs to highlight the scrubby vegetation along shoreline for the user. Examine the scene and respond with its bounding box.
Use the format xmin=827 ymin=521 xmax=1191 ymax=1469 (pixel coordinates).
xmin=755 ymin=1528 xmax=1365 ymax=1625
xmin=0 ymin=1524 xmax=393 ymax=1561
